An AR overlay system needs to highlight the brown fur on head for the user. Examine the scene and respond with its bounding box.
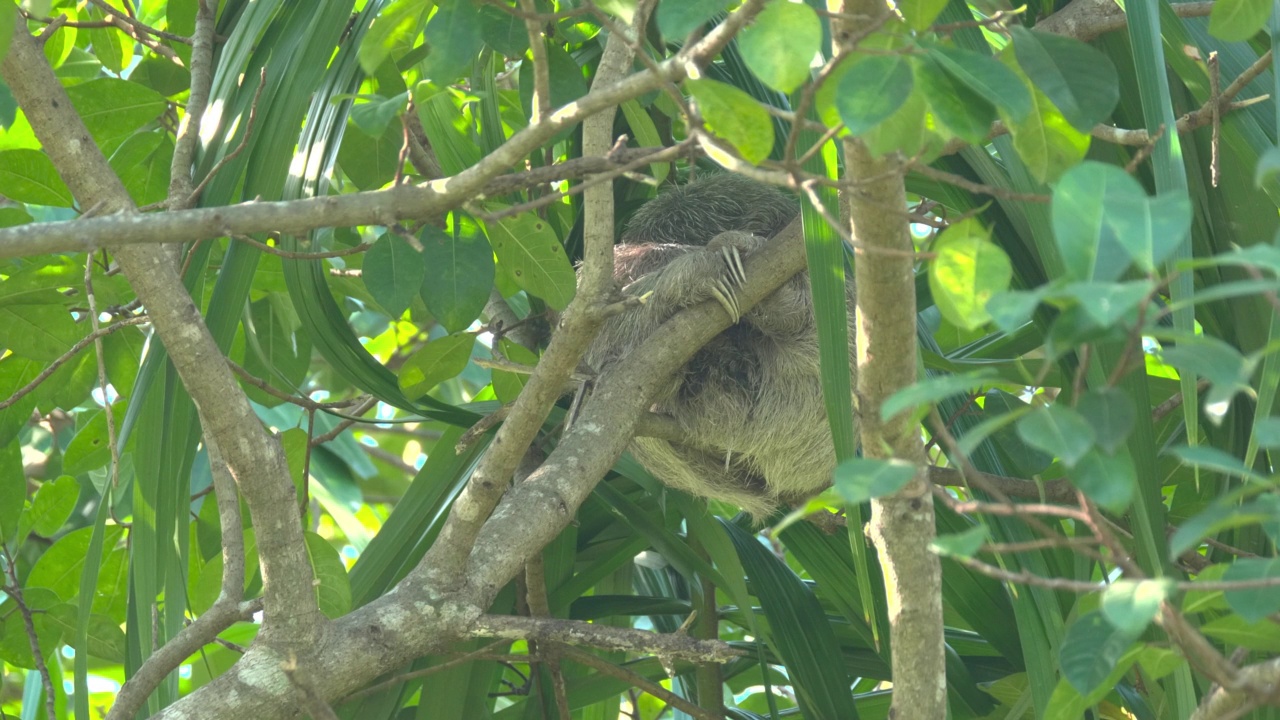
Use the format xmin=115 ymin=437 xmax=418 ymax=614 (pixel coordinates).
xmin=583 ymin=175 xmax=856 ymax=519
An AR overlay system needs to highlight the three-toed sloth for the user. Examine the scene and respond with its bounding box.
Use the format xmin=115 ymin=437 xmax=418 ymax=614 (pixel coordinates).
xmin=583 ymin=174 xmax=857 ymax=519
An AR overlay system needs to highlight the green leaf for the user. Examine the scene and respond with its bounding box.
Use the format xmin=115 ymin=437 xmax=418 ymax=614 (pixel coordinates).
xmin=685 ymin=77 xmax=774 ymax=164
xmin=488 ymin=212 xmax=576 ymax=310
xmin=350 ymin=91 xmax=409 ymax=137
xmin=479 ymin=3 xmax=529 ymax=57
xmin=1009 ymin=27 xmax=1119 ymax=133
xmin=419 ymin=218 xmax=495 ymax=334
xmin=901 ymin=0 xmax=948 ymax=30
xmin=492 ymin=339 xmax=538 ymax=403
xmin=28 ymin=475 xmax=79 ymax=537
xmin=1051 ymin=162 xmax=1190 ymax=279
xmin=1162 ymin=339 xmax=1255 ymax=418
xmin=109 ymin=130 xmax=173 ymax=206
xmin=1209 ymin=0 xmax=1271 ymax=40
xmin=45 ymin=606 xmax=125 ymax=662
xmin=738 ymin=1 xmax=821 ymax=94
xmin=1101 ymin=579 xmax=1173 ymax=634
xmin=517 ymin=41 xmax=589 ymax=120
xmin=1072 ymin=447 xmax=1136 ymax=513
xmin=102 ymin=326 xmax=145 ymax=397
xmin=657 ymin=0 xmax=731 ymax=39
xmin=304 ymin=531 xmax=353 ymax=619
xmin=834 ymin=55 xmax=914 ymax=136
xmin=0 ymin=300 xmax=81 ymax=361
xmin=1016 ymin=405 xmax=1095 ymax=467
xmin=915 ymin=55 xmax=994 ymax=145
xmin=0 ymin=4 xmax=14 ymax=66
xmin=880 ymin=369 xmax=997 ymax=422
xmin=928 ymin=218 xmax=1011 ymax=330
xmin=0 ymin=149 xmax=75 ymax=206
xmin=129 ymin=56 xmax=192 ymax=97
xmin=1253 ymin=416 xmax=1280 ymax=448
xmin=1006 ymin=77 xmax=1090 ymax=185
xmin=720 ymin=520 xmax=860 ymax=720
xmin=833 ymin=457 xmax=917 ymax=504
xmin=421 ymin=0 xmax=485 ymax=83
xmin=63 ymin=404 xmax=126 ymax=476
xmin=86 ymin=6 xmax=131 ymax=73
xmin=65 ymin=78 xmax=166 ymax=150
xmin=0 ymin=443 xmax=22 ymax=542
xmin=1076 ymin=388 xmax=1136 ymax=455
xmin=1059 ymin=611 xmax=1141 ymax=696
xmin=986 ymin=287 xmax=1048 ymax=333
xmin=337 ymin=119 xmax=403 ymax=190
xmin=358 ymin=0 xmax=430 ymax=74
xmin=0 ymin=356 xmax=41 ymax=447
xmin=27 ymin=525 xmax=126 ymax=603
xmin=929 ymin=45 xmax=1031 ymax=122
xmin=399 ymin=332 xmax=476 ymax=399
xmin=1060 ymin=280 xmax=1152 ymax=328
xmin=1222 ymin=557 xmax=1280 ymax=623
xmin=364 ymin=231 xmax=427 ymax=318
xmin=1170 ymin=497 xmax=1280 ymax=557
xmin=929 ymin=525 xmax=989 ymax=558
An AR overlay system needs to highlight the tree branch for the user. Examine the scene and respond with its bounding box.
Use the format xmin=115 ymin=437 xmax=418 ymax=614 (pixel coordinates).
xmin=1 ymin=17 xmax=322 ymax=639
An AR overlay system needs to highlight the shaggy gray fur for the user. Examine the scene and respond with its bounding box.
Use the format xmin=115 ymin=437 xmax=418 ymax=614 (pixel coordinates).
xmin=584 ymin=174 xmax=856 ymax=518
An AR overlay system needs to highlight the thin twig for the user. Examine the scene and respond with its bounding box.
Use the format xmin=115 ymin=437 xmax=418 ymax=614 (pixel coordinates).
xmin=0 ymin=315 xmax=151 ymax=411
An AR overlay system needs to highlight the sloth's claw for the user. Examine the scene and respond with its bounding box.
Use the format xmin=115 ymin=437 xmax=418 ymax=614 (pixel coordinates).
xmin=709 ymin=279 xmax=741 ymax=323
xmin=721 ymin=246 xmax=747 ymax=287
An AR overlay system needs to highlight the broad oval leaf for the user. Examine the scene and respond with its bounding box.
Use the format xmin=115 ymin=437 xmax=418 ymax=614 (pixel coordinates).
xmin=420 ymin=217 xmax=495 ymax=334
xmin=0 ymin=299 xmax=82 ymax=361
xmin=1101 ymin=579 xmax=1173 ymax=634
xmin=1222 ymin=557 xmax=1280 ymax=623
xmin=738 ymin=1 xmax=821 ymax=94
xmin=64 ymin=404 xmax=126 ymax=476
xmin=658 ymin=0 xmax=732 ymax=40
xmin=364 ymin=231 xmax=427 ymax=318
xmin=304 ymin=531 xmax=353 ymax=619
xmin=929 ymin=45 xmax=1031 ymax=122
xmin=1072 ymin=447 xmax=1136 ymax=513
xmin=65 ymin=78 xmax=166 ymax=150
xmin=835 ymin=55 xmax=914 ymax=137
xmin=489 ymin=212 xmax=576 ymax=310
xmin=1051 ymin=162 xmax=1138 ymax=282
xmin=1059 ymin=611 xmax=1141 ymax=696
xmin=1209 ymin=0 xmax=1271 ymax=41
xmin=399 ymin=332 xmax=476 ymax=399
xmin=914 ymin=55 xmax=994 ymax=145
xmin=928 ymin=218 xmax=1011 ymax=330
xmin=0 ymin=149 xmax=75 ymax=206
xmin=28 ymin=475 xmax=79 ymax=537
xmin=420 ymin=0 xmax=485 ymax=83
xmin=685 ymin=77 xmax=775 ymax=164
xmin=833 ymin=457 xmax=917 ymax=504
xmin=1076 ymin=388 xmax=1136 ymax=455
xmin=1010 ymin=27 xmax=1119 ymax=133
xmin=1016 ymin=404 xmax=1095 ymax=467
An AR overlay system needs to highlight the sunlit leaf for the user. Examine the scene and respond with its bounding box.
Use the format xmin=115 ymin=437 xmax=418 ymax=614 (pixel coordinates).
xmin=738 ymin=1 xmax=821 ymax=94
xmin=686 ymin=77 xmax=775 ymax=164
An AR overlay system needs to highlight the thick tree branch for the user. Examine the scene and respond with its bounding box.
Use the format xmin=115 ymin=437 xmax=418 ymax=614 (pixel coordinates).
xmin=469 ymin=615 xmax=744 ymax=663
xmin=1 ymin=19 xmax=321 ymax=640
xmin=0 ymin=147 xmax=687 ymax=259
xmin=835 ymin=3 xmax=945 ymax=718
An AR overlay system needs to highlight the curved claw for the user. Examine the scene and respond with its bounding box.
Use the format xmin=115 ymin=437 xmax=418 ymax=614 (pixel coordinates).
xmin=709 ymin=279 xmax=741 ymax=323
xmin=720 ymin=246 xmax=747 ymax=287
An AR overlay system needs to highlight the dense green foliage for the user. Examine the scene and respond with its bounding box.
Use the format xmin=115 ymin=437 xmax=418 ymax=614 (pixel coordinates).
xmin=1 ymin=0 xmax=1279 ymax=718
